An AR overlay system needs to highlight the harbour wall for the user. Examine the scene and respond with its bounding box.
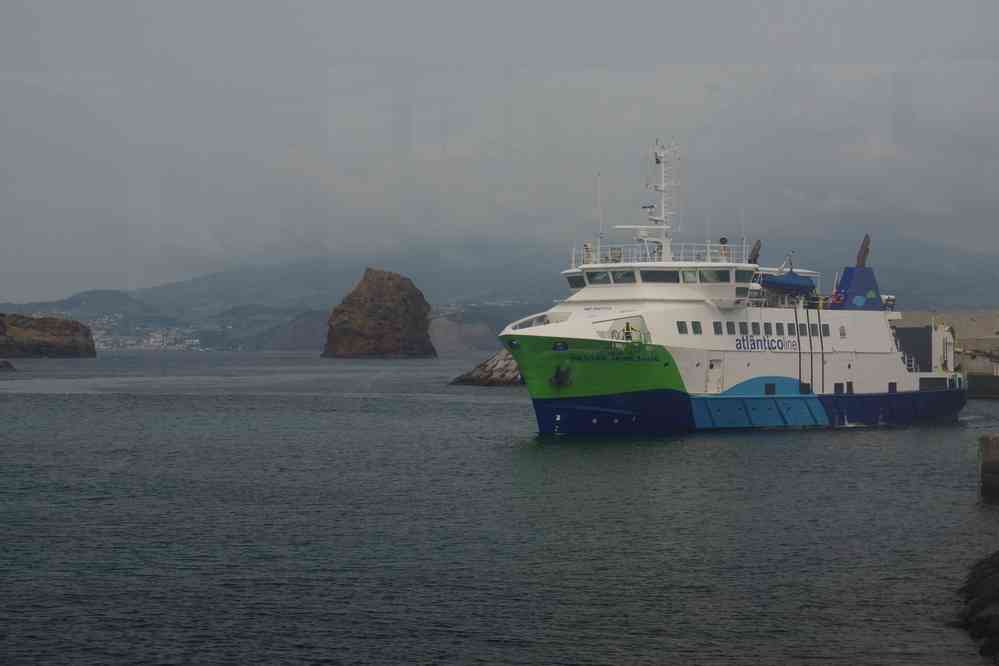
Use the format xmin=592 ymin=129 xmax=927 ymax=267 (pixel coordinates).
xmin=900 ymin=310 xmax=999 ymax=397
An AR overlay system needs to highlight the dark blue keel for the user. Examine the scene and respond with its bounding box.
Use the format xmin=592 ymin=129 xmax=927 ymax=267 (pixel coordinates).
xmin=533 ymin=388 xmax=967 ymax=436
xmin=818 ymin=388 xmax=967 ymax=427
xmin=533 ymin=389 xmax=694 ymax=436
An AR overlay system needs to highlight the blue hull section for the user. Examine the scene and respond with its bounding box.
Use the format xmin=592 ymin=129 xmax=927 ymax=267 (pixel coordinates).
xmin=689 ymin=395 xmax=829 ymax=429
xmin=818 ymin=389 xmax=967 ymax=427
xmin=532 ymin=388 xmax=966 ymax=436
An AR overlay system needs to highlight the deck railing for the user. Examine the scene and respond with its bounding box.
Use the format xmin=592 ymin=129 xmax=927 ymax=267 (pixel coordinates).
xmin=572 ymin=241 xmax=749 ymax=267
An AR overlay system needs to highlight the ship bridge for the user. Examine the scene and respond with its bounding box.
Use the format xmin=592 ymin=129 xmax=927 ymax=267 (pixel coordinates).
xmin=561 ymin=240 xmax=821 ymax=311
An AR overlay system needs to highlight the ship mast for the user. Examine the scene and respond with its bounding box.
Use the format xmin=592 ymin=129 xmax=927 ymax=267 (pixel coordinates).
xmin=615 ymin=139 xmax=679 ymax=262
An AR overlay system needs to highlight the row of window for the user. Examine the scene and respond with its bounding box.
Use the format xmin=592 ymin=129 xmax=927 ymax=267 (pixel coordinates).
xmin=568 ymin=268 xmax=755 ymax=288
xmin=677 ymin=320 xmax=837 ymax=338
xmin=765 ymin=381 xmax=897 ymax=395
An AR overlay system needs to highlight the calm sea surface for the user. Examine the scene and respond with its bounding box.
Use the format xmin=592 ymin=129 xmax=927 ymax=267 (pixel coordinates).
xmin=2 ymin=352 xmax=998 ymax=664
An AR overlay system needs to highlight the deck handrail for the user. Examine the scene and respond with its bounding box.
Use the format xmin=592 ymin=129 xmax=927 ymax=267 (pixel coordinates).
xmin=572 ymin=241 xmax=749 ymax=267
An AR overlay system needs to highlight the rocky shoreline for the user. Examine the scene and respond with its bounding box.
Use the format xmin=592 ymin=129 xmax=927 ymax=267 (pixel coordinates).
xmin=451 ymin=349 xmax=522 ymax=386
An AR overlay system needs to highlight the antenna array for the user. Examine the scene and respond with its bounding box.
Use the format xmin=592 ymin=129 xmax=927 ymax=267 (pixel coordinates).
xmin=647 ymin=139 xmax=682 ymax=231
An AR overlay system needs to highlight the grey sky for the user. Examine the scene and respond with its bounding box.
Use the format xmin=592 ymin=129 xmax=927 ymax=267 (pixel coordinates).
xmin=2 ymin=1 xmax=998 ymax=300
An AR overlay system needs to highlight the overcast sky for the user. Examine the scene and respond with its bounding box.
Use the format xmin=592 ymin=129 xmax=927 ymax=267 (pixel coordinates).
xmin=2 ymin=1 xmax=998 ymax=300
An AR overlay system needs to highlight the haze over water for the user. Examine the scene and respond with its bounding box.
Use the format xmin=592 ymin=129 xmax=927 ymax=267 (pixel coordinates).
xmin=1 ymin=352 xmax=997 ymax=664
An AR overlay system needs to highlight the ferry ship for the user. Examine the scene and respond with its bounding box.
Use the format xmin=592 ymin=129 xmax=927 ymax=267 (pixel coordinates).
xmin=499 ymin=141 xmax=967 ymax=435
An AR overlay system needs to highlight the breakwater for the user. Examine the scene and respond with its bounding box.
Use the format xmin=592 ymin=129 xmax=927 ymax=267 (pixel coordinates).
xmin=969 ymin=374 xmax=999 ymax=399
xmin=451 ymin=348 xmax=522 ymax=385
xmin=959 ymin=549 xmax=999 ymax=658
xmin=958 ymin=434 xmax=999 ymax=659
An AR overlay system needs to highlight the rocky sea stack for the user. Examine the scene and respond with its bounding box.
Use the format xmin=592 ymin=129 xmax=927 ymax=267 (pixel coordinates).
xmin=0 ymin=313 xmax=96 ymax=358
xmin=451 ymin=349 xmax=523 ymax=386
xmin=322 ymin=268 xmax=437 ymax=358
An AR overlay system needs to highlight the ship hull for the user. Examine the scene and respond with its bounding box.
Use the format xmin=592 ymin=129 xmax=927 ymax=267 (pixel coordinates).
xmin=532 ymin=387 xmax=967 ymax=436
xmin=501 ymin=333 xmax=967 ymax=436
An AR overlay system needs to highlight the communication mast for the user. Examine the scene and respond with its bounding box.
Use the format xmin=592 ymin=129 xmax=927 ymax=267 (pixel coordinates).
xmin=615 ymin=139 xmax=682 ymax=261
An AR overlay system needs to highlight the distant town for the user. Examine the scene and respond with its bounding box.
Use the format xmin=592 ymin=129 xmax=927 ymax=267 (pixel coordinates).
xmin=29 ymin=313 xmax=209 ymax=352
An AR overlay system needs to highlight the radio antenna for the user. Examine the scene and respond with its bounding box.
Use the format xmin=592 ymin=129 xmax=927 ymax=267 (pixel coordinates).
xmin=595 ymin=172 xmax=605 ymax=259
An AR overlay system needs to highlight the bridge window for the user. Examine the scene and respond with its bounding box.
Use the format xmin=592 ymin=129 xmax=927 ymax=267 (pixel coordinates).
xmin=713 ymin=321 xmax=723 ymax=335
xmin=640 ymin=270 xmax=680 ymax=283
xmin=763 ymin=322 xmax=773 ymax=336
xmin=751 ymin=322 xmax=761 ymax=335
xmin=810 ymin=324 xmax=819 ymax=337
xmin=739 ymin=322 xmax=749 ymax=335
xmin=798 ymin=324 xmax=807 ymax=336
xmin=566 ymin=275 xmax=585 ymax=289
xmin=676 ymin=321 xmax=688 ymax=334
xmin=735 ymin=270 xmax=755 ymax=283
xmin=611 ymin=270 xmax=636 ymax=284
xmin=735 ymin=287 xmax=749 ymax=298
xmin=682 ymin=270 xmax=699 ymax=283
xmin=775 ymin=322 xmax=785 ymax=336
xmin=787 ymin=322 xmax=796 ymax=335
xmin=692 ymin=321 xmax=703 ymax=335
xmin=726 ymin=321 xmax=736 ymax=335
xmin=821 ymin=324 xmax=830 ymax=337
xmin=699 ymin=269 xmax=731 ymax=283
xmin=586 ymin=271 xmax=611 ymax=285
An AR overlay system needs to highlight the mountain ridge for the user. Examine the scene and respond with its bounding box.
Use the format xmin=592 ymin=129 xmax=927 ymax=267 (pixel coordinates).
xmin=0 ymin=228 xmax=996 ymax=350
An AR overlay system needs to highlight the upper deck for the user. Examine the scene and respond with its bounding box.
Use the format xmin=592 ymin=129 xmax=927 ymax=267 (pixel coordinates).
xmin=560 ymin=246 xmax=827 ymax=311
xmin=571 ymin=240 xmax=749 ymax=267
xmin=553 ymin=139 xmax=867 ymax=313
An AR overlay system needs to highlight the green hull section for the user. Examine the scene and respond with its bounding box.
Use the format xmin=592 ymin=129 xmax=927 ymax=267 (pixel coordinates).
xmin=500 ymin=334 xmax=686 ymax=399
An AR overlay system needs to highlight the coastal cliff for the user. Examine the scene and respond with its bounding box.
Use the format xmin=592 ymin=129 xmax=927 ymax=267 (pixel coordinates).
xmin=322 ymin=268 xmax=437 ymax=358
xmin=0 ymin=313 xmax=96 ymax=358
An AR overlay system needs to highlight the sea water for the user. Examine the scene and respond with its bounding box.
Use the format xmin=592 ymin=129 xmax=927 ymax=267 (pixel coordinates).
xmin=1 ymin=352 xmax=998 ymax=664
